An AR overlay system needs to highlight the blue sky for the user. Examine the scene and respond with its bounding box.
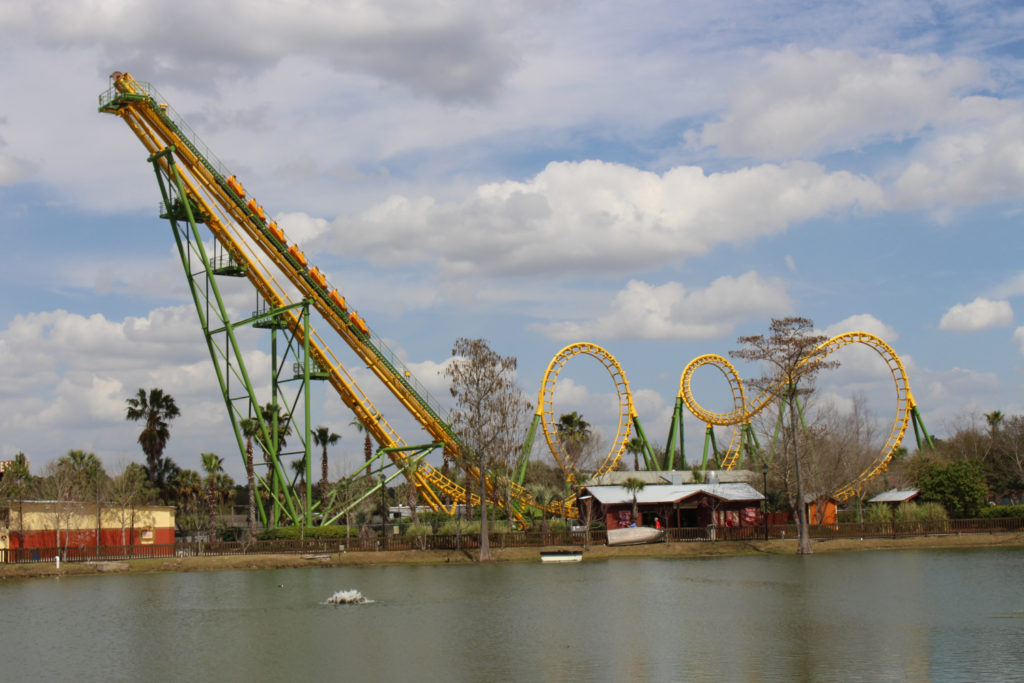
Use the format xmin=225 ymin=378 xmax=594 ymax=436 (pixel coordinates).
xmin=2 ymin=0 xmax=1024 ymax=481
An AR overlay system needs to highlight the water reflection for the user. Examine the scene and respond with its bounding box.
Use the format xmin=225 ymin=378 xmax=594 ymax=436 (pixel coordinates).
xmin=0 ymin=548 xmax=1021 ymax=681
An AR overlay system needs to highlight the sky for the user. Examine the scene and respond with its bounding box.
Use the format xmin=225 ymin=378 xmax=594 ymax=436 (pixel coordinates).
xmin=2 ymin=0 xmax=1024 ymax=483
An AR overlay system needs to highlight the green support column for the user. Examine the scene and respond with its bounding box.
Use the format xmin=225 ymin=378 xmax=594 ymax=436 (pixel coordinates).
xmin=143 ymin=147 xmax=344 ymax=531
xmin=515 ymin=414 xmax=542 ymax=485
xmin=910 ymin=405 xmax=935 ymax=451
xmin=631 ymin=417 xmax=658 ymax=470
xmin=302 ymin=302 xmax=313 ymax=526
xmin=663 ymin=398 xmax=684 ymax=470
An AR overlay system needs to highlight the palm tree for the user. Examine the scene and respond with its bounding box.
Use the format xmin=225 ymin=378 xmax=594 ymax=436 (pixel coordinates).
xmin=259 ymin=403 xmax=291 ymax=528
xmin=312 ymin=425 xmax=341 ymax=504
xmin=349 ymin=417 xmax=373 ymax=463
xmin=623 ymin=477 xmax=646 ymax=525
xmin=239 ymin=417 xmax=261 ymax=540
xmin=200 ymin=453 xmax=224 ymax=542
xmin=290 ymin=459 xmax=308 ymax=513
xmin=61 ymin=450 xmax=107 ymax=551
xmin=125 ymin=388 xmax=180 ymax=487
xmin=986 ymin=410 xmax=1004 ymax=437
xmin=625 ymin=436 xmax=646 ymax=472
xmin=556 ymin=411 xmax=591 ymax=477
xmin=527 ymin=483 xmax=555 ymax=533
xmin=171 ymin=469 xmax=203 ymax=516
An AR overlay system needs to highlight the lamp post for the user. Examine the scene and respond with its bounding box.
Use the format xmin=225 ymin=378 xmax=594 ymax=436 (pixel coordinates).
xmin=762 ymin=463 xmax=769 ymax=541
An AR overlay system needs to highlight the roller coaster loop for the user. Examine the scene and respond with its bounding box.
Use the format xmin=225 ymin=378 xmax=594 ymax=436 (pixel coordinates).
xmin=538 ymin=343 xmax=635 ymax=482
xmin=679 ymin=331 xmax=934 ymax=501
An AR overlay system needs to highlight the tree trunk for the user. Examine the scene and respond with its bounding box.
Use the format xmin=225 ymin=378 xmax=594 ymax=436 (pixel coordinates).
xmin=408 ymin=472 xmax=420 ymax=526
xmin=320 ymin=447 xmax=329 ymax=506
xmin=207 ymin=486 xmax=217 ymax=543
xmin=246 ymin=442 xmax=256 ymax=542
xmin=790 ymin=393 xmax=812 ymax=555
xmin=479 ymin=466 xmax=491 ymax=561
xmin=95 ymin=489 xmax=102 ymax=553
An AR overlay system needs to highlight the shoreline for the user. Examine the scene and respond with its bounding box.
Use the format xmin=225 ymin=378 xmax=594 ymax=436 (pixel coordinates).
xmin=3 ymin=532 xmax=1022 ymax=581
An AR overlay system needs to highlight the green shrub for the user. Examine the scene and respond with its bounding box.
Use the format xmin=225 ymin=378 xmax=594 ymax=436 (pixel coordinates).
xmin=977 ymin=504 xmax=1024 ymax=519
xmin=865 ymin=504 xmax=893 ymax=523
xmin=546 ymin=518 xmax=570 ymax=532
xmin=437 ymin=520 xmax=480 ymax=535
xmin=914 ymin=501 xmax=947 ymax=522
xmin=893 ymin=501 xmax=948 ymax=522
xmin=258 ymin=525 xmax=357 ymax=540
xmin=420 ymin=511 xmax=454 ymax=528
xmin=404 ymin=523 xmax=432 ymax=536
xmin=837 ymin=509 xmax=860 ymax=523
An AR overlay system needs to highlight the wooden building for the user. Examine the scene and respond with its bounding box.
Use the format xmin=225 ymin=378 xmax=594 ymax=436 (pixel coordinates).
xmin=580 ymin=483 xmax=764 ymax=530
xmin=804 ymin=495 xmax=839 ymax=525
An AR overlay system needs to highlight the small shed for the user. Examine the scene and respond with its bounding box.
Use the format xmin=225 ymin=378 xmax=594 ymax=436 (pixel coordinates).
xmin=581 ymin=483 xmax=764 ymax=529
xmin=804 ymin=494 xmax=839 ymax=525
xmin=867 ymin=488 xmax=920 ymax=507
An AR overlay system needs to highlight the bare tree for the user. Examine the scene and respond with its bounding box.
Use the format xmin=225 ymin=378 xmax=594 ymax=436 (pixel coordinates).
xmin=802 ymin=393 xmax=882 ymax=521
xmin=445 ymin=338 xmax=532 ymax=561
xmin=38 ymin=461 xmax=82 ymax=557
xmin=109 ymin=462 xmax=149 ymax=546
xmin=731 ymin=317 xmax=837 ymax=555
xmin=0 ymin=453 xmax=31 ymax=548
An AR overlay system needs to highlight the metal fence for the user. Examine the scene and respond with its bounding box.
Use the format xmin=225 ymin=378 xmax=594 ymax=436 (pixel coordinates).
xmin=667 ymin=516 xmax=1024 ymax=542
xmin=4 ymin=517 xmax=1022 ymax=564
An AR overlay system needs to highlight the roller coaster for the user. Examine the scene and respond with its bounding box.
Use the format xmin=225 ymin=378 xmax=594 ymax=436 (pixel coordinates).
xmin=100 ymin=73 xmax=930 ymax=527
xmin=98 ymin=72 xmax=557 ymax=527
xmin=517 ymin=333 xmax=932 ymax=504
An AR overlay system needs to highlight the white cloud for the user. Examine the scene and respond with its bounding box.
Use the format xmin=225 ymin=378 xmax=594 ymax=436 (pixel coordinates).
xmin=892 ymin=111 xmax=1024 ymax=210
xmin=0 ymin=307 xmax=239 ymax=473
xmin=0 ymin=152 xmax=33 ymax=185
xmin=939 ymin=297 xmax=1013 ymax=332
xmin=2 ymin=0 xmax=522 ymax=103
xmin=533 ymin=273 xmax=792 ymax=341
xmin=989 ymin=272 xmax=1024 ymax=299
xmin=1014 ymin=327 xmax=1024 ymax=358
xmin=693 ymin=48 xmax=988 ymax=159
xmin=330 ymin=160 xmax=883 ymax=277
xmin=276 ymin=211 xmax=330 ymax=245
xmin=689 ymin=47 xmax=1024 ymax=212
xmin=825 ymin=314 xmax=898 ymax=341
xmin=920 ymin=366 xmax=1003 ymax=429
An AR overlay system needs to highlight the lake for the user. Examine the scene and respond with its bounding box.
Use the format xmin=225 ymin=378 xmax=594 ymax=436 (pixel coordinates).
xmin=1 ymin=547 xmax=1021 ymax=681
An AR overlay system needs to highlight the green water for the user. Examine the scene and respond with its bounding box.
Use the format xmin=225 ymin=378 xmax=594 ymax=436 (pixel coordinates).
xmin=2 ymin=548 xmax=1022 ymax=682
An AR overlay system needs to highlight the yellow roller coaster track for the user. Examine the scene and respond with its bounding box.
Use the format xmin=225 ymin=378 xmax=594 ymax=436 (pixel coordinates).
xmin=539 ymin=343 xmax=633 ymax=481
xmin=99 ymin=72 xmax=548 ymax=518
xmin=679 ymin=331 xmax=915 ymax=501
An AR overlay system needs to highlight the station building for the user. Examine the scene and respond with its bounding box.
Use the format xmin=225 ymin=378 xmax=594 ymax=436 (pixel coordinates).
xmin=579 ymin=471 xmax=765 ymax=530
xmin=0 ymin=500 xmax=176 ymax=559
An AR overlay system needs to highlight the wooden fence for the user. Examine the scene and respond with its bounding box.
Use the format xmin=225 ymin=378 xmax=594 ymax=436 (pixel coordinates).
xmin=3 ymin=517 xmax=1021 ymax=564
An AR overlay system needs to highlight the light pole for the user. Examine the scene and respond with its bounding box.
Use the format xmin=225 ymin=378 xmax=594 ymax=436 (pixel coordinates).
xmin=762 ymin=463 xmax=769 ymax=542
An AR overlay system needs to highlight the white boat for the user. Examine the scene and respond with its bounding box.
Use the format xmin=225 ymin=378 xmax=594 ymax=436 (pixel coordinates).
xmin=540 ymin=550 xmax=583 ymax=563
xmin=606 ymin=526 xmax=665 ymax=546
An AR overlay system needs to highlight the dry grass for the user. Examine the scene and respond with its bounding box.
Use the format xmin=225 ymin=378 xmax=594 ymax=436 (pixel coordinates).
xmin=3 ymin=532 xmax=1022 ymax=581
